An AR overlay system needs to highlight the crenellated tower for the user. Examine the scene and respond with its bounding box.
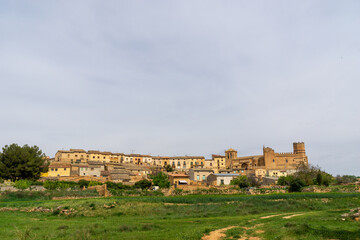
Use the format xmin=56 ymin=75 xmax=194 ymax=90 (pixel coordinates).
xmin=293 ymin=142 xmax=306 ymax=155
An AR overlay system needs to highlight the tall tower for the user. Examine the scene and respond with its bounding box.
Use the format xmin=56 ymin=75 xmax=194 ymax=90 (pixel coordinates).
xmin=293 ymin=142 xmax=306 ymax=155
xmin=225 ymin=148 xmax=237 ymax=168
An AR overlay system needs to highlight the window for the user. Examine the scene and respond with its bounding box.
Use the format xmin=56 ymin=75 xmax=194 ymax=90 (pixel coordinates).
xmin=286 ymin=159 xmax=288 ymax=163
xmin=64 ymin=168 xmax=67 ymax=171
xmin=93 ymin=156 xmax=95 ymax=159
xmin=210 ymin=163 xmax=212 ymax=166
xmin=103 ymin=157 xmax=105 ymax=159
xmin=51 ymin=168 xmax=54 ymax=171
xmin=220 ymin=179 xmax=224 ymax=185
xmin=55 ymin=168 xmax=58 ymax=171
xmin=273 ymin=159 xmax=275 ymax=162
xmin=91 ymin=168 xmax=94 ymax=170
xmin=75 ymin=155 xmax=77 ymax=157
xmin=196 ymin=175 xmax=200 ymax=180
xmin=202 ymin=175 xmax=205 ymax=180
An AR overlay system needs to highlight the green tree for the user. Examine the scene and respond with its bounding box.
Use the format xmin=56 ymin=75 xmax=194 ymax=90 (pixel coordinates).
xmin=78 ymin=180 xmax=90 ymax=188
xmin=0 ymin=144 xmax=48 ymax=181
xmin=43 ymin=180 xmax=59 ymax=190
xmin=135 ymin=179 xmax=152 ymax=190
xmin=315 ymin=172 xmax=323 ymax=185
xmin=151 ymin=172 xmax=170 ymax=188
xmin=288 ymin=178 xmax=305 ymax=192
xmin=277 ymin=175 xmax=294 ymax=186
xmin=164 ymin=165 xmax=173 ymax=172
xmin=13 ymin=179 xmax=32 ymax=190
xmin=230 ymin=175 xmax=250 ymax=188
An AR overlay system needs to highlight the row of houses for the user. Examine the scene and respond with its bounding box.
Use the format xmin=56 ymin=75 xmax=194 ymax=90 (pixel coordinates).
xmin=168 ymin=168 xmax=293 ymax=186
xmin=42 ymin=161 xmax=161 ymax=184
xmin=54 ymin=149 xmax=227 ymax=170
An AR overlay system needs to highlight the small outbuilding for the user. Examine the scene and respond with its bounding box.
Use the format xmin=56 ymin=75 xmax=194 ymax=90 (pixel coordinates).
xmin=207 ymin=173 xmax=239 ymax=186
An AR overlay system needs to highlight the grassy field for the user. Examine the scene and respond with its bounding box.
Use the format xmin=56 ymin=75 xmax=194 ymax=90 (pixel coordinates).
xmin=0 ymin=193 xmax=360 ymax=239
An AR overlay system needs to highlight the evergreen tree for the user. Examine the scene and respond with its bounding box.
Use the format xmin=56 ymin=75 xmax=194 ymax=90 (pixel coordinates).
xmin=0 ymin=144 xmax=48 ymax=181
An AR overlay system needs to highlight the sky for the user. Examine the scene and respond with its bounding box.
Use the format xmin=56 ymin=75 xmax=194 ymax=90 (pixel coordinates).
xmin=1 ymin=1 xmax=360 ymax=175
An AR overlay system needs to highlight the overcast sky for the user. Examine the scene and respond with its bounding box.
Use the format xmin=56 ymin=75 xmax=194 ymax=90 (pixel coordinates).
xmin=1 ymin=1 xmax=360 ymax=175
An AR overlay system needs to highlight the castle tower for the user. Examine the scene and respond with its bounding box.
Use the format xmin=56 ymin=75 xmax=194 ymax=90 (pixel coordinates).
xmin=293 ymin=142 xmax=306 ymax=155
xmin=263 ymin=146 xmax=276 ymax=168
xmin=225 ymin=148 xmax=237 ymax=168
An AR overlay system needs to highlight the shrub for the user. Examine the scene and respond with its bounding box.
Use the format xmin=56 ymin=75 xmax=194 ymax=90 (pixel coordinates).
xmin=278 ymin=175 xmax=294 ymax=186
xmin=88 ymin=181 xmax=103 ymax=187
xmin=289 ymin=178 xmax=305 ymax=192
xmin=164 ymin=165 xmax=173 ymax=172
xmin=134 ymin=179 xmax=152 ymax=190
xmin=231 ymin=176 xmax=250 ymax=188
xmin=58 ymin=182 xmax=70 ymax=190
xmin=13 ymin=180 xmax=32 ymax=190
xmin=31 ymin=181 xmax=43 ymax=186
xmin=151 ymin=172 xmax=170 ymax=188
xmin=335 ymin=175 xmax=358 ymax=184
xmin=78 ymin=180 xmax=90 ymax=188
xmin=43 ymin=180 xmax=59 ymax=190
xmin=105 ymin=181 xmax=119 ymax=190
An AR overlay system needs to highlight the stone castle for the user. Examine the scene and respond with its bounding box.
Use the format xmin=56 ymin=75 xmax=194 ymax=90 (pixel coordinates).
xmin=224 ymin=142 xmax=308 ymax=177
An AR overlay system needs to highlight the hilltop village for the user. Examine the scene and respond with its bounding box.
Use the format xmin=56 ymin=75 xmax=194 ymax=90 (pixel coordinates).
xmin=42 ymin=142 xmax=308 ymax=186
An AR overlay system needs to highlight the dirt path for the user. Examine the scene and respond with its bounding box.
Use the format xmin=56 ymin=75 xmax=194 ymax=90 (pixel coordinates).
xmin=260 ymin=213 xmax=288 ymax=219
xmin=201 ymin=212 xmax=306 ymax=240
xmin=283 ymin=213 xmax=304 ymax=219
xmin=201 ymin=226 xmax=236 ymax=240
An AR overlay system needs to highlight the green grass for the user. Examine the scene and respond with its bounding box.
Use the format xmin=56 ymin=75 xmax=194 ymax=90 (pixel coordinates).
xmin=0 ymin=193 xmax=360 ymax=239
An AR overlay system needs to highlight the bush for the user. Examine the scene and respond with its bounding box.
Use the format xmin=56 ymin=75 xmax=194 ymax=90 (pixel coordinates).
xmin=89 ymin=181 xmax=103 ymax=187
xmin=43 ymin=180 xmax=59 ymax=190
xmin=13 ymin=179 xmax=32 ymax=190
xmin=277 ymin=175 xmax=294 ymax=186
xmin=164 ymin=165 xmax=173 ymax=172
xmin=31 ymin=181 xmax=43 ymax=186
xmin=289 ymin=178 xmax=305 ymax=192
xmin=335 ymin=175 xmax=358 ymax=184
xmin=231 ymin=176 xmax=250 ymax=188
xmin=151 ymin=172 xmax=170 ymax=188
xmin=105 ymin=181 xmax=119 ymax=190
xmin=78 ymin=180 xmax=90 ymax=188
xmin=134 ymin=179 xmax=152 ymax=190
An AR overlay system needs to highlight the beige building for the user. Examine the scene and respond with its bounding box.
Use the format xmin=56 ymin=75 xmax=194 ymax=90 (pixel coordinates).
xmin=54 ymin=149 xmax=123 ymax=164
xmin=169 ymin=156 xmax=205 ymax=170
xmin=212 ymin=154 xmax=226 ymax=170
xmin=48 ymin=163 xmax=71 ymax=177
xmin=188 ymin=169 xmax=214 ymax=182
xmin=167 ymin=173 xmax=190 ymax=185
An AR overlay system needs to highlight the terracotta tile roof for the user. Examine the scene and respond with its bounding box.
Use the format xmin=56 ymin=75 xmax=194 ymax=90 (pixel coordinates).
xmin=49 ymin=163 xmax=71 ymax=168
